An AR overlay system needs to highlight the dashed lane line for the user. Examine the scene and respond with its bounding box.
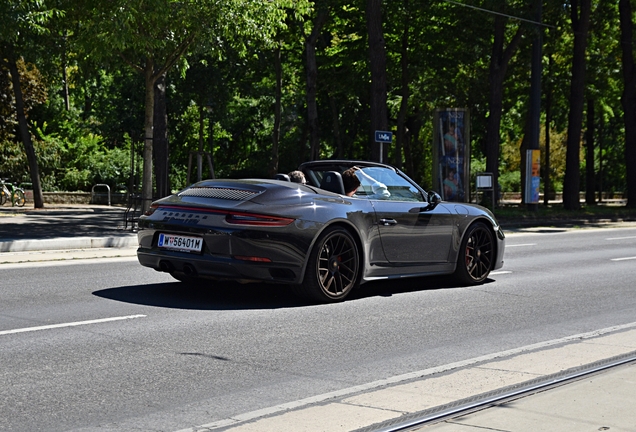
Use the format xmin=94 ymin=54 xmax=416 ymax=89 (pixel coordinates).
xmin=0 ymin=314 xmax=146 ymax=336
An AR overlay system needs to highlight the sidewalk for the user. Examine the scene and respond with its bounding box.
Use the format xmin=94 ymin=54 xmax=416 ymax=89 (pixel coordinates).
xmin=2 ymin=204 xmax=636 ymax=432
xmin=0 ymin=204 xmax=137 ymax=255
xmin=204 ymin=329 xmax=636 ymax=432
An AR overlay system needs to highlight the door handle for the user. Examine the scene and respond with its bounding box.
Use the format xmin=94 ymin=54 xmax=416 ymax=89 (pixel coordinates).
xmin=379 ymin=218 xmax=397 ymax=226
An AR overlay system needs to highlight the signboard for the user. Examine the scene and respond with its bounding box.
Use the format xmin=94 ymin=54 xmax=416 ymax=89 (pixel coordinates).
xmin=375 ymin=130 xmax=393 ymax=163
xmin=375 ymin=131 xmax=393 ymax=143
xmin=476 ymin=173 xmax=493 ymax=189
xmin=433 ymin=108 xmax=470 ymax=202
xmin=524 ymin=149 xmax=541 ymax=204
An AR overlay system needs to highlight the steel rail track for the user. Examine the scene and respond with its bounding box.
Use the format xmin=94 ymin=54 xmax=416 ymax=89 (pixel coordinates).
xmin=356 ymin=351 xmax=636 ymax=432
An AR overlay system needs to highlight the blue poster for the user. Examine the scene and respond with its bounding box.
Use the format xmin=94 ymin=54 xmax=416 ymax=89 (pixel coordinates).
xmin=437 ymin=109 xmax=467 ymax=202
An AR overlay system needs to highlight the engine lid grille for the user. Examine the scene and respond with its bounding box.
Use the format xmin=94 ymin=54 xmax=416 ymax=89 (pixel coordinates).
xmin=178 ymin=187 xmax=259 ymax=201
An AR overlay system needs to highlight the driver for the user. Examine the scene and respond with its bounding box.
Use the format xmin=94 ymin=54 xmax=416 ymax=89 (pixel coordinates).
xmin=342 ymin=166 xmax=390 ymax=199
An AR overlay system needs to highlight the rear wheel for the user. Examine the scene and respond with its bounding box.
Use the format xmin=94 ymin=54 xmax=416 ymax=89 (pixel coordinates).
xmin=454 ymin=222 xmax=494 ymax=285
xmin=298 ymin=227 xmax=360 ymax=303
xmin=13 ymin=189 xmax=25 ymax=207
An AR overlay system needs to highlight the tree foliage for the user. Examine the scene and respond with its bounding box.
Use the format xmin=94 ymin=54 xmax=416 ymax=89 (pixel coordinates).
xmin=1 ymin=0 xmax=634 ymax=210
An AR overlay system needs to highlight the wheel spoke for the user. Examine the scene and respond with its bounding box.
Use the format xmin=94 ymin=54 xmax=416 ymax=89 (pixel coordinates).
xmin=462 ymin=226 xmax=494 ymax=282
xmin=313 ymin=231 xmax=359 ymax=299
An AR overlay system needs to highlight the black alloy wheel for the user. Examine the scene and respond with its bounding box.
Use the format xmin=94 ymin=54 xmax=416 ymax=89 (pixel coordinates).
xmin=299 ymin=226 xmax=360 ymax=303
xmin=455 ymin=222 xmax=494 ymax=284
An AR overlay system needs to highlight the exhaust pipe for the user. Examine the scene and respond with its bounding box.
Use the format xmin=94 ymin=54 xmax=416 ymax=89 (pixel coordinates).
xmin=159 ymin=260 xmax=174 ymax=273
xmin=183 ymin=264 xmax=197 ymax=277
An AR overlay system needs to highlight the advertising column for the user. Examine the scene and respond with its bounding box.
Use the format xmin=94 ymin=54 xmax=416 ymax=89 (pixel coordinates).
xmin=433 ymin=108 xmax=470 ymax=202
xmin=525 ymin=149 xmax=541 ymax=204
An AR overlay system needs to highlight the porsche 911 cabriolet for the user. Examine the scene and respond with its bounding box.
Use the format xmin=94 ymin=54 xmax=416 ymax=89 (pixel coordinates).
xmin=136 ymin=160 xmax=505 ymax=303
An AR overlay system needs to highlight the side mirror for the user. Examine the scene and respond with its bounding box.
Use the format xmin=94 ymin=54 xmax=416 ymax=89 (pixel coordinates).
xmin=409 ymin=191 xmax=442 ymax=213
xmin=427 ymin=191 xmax=441 ymax=209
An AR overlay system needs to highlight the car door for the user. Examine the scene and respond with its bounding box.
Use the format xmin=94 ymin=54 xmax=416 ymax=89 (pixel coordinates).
xmin=354 ymin=167 xmax=454 ymax=265
xmin=371 ymin=200 xmax=454 ymax=264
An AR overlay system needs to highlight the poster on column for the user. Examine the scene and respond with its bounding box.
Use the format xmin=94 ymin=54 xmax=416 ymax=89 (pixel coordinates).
xmin=433 ymin=108 xmax=470 ymax=202
xmin=525 ymin=149 xmax=541 ymax=204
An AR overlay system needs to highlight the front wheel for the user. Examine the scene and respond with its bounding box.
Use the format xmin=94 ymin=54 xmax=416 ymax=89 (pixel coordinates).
xmin=13 ymin=189 xmax=25 ymax=207
xmin=298 ymin=227 xmax=360 ymax=303
xmin=454 ymin=222 xmax=494 ymax=285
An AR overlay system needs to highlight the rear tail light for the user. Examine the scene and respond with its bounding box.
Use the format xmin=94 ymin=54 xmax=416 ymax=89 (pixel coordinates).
xmin=233 ymin=255 xmax=272 ymax=262
xmin=143 ymin=204 xmax=294 ymax=226
xmin=144 ymin=205 xmax=159 ymax=216
xmin=225 ymin=213 xmax=294 ymax=226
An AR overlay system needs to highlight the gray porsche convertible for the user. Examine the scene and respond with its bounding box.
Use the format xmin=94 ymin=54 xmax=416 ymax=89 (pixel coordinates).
xmin=137 ymin=160 xmax=505 ymax=303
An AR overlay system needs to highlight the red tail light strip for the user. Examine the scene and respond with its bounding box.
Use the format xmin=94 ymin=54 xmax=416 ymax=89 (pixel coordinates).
xmin=149 ymin=204 xmax=294 ymax=226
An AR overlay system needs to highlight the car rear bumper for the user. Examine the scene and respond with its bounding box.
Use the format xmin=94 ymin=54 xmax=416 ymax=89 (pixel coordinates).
xmin=137 ymin=248 xmax=304 ymax=284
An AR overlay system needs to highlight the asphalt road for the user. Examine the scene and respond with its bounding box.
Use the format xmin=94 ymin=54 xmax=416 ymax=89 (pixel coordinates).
xmin=1 ymin=225 xmax=635 ymax=431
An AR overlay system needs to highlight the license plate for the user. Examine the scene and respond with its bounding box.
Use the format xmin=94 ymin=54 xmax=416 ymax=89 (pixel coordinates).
xmin=157 ymin=233 xmax=203 ymax=253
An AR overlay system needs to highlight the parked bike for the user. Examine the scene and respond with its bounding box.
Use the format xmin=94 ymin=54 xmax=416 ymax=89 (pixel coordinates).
xmin=0 ymin=179 xmax=26 ymax=207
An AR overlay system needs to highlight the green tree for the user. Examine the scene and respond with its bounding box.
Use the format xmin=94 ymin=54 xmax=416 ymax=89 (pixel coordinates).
xmin=563 ymin=0 xmax=592 ymax=210
xmin=77 ymin=0 xmax=307 ymax=211
xmin=0 ymin=0 xmax=62 ymax=208
xmin=619 ymin=0 xmax=636 ymax=207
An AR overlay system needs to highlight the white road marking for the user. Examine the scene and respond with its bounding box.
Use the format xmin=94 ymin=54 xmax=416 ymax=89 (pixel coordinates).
xmin=490 ymin=271 xmax=512 ymax=275
xmin=606 ymin=236 xmax=636 ymax=241
xmin=0 ymin=314 xmax=146 ymax=336
xmin=175 ymin=321 xmax=636 ymax=432
xmin=506 ymin=243 xmax=537 ymax=247
xmin=611 ymin=256 xmax=636 ymax=262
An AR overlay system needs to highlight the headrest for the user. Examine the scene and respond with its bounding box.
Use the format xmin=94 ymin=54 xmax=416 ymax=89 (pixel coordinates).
xmin=319 ymin=171 xmax=345 ymax=195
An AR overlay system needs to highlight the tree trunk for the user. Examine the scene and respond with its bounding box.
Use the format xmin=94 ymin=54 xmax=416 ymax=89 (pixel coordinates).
xmin=366 ymin=0 xmax=388 ymax=163
xmin=563 ymin=0 xmax=592 ymax=210
xmin=153 ymin=72 xmax=169 ymax=198
xmin=405 ymin=109 xmax=421 ymax=184
xmin=485 ymin=16 xmax=524 ymax=199
xmin=269 ymin=43 xmax=282 ymax=177
xmin=5 ymin=44 xmax=44 ymax=209
xmin=62 ymin=32 xmax=70 ymax=111
xmin=619 ymin=0 xmax=636 ymax=208
xmin=543 ymin=55 xmax=553 ymax=206
xmin=306 ymin=8 xmax=329 ymax=161
xmin=395 ymin=1 xmax=410 ymax=171
xmin=329 ymin=93 xmax=343 ymax=159
xmin=519 ymin=111 xmax=532 ymax=205
xmin=142 ymin=59 xmax=155 ymax=213
xmin=585 ymin=98 xmax=595 ymax=205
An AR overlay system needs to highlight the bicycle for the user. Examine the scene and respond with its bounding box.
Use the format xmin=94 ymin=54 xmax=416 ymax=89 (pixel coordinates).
xmin=0 ymin=179 xmax=26 ymax=207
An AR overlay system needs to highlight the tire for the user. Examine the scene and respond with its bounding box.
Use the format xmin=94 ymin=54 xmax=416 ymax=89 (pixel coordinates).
xmin=13 ymin=189 xmax=25 ymax=207
xmin=298 ymin=226 xmax=360 ymax=303
xmin=454 ymin=222 xmax=494 ymax=285
xmin=0 ymin=188 xmax=6 ymax=205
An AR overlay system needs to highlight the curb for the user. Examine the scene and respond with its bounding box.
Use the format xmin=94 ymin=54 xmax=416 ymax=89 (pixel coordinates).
xmin=0 ymin=235 xmax=138 ymax=253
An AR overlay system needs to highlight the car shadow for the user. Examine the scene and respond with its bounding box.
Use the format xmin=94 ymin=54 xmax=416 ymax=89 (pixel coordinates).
xmin=348 ymin=276 xmax=495 ymax=300
xmin=93 ymin=276 xmax=494 ymax=310
xmin=93 ymin=281 xmax=307 ymax=310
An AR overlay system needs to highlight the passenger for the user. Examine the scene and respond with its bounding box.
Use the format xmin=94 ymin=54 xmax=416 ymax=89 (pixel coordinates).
xmin=288 ymin=170 xmax=307 ymax=184
xmin=342 ymin=168 xmax=361 ymax=196
xmin=342 ymin=166 xmax=390 ymax=199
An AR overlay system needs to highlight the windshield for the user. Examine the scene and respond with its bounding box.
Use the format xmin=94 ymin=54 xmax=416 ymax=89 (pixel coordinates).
xmin=304 ymin=164 xmax=424 ymax=202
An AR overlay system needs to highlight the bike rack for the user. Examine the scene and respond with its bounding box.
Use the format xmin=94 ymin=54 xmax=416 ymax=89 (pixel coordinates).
xmin=91 ymin=184 xmax=111 ymax=206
